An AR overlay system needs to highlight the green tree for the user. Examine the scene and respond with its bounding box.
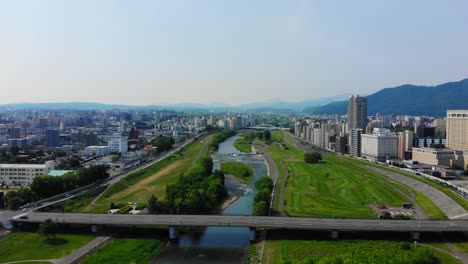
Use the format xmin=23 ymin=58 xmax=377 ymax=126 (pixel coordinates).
xmin=304 ymin=152 xmax=322 ymax=164
xmin=263 ymin=130 xmax=271 ymax=141
xmin=253 ymin=200 xmax=268 ymax=216
xmin=38 ymin=218 xmax=57 ymax=240
xmin=147 ymin=195 xmax=160 ymax=214
xmin=199 ymin=156 xmax=214 ymax=176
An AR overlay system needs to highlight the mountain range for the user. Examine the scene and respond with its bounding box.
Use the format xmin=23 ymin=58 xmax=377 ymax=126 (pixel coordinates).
xmin=0 ymin=95 xmax=350 ymax=113
xmin=305 ymin=78 xmax=468 ymax=117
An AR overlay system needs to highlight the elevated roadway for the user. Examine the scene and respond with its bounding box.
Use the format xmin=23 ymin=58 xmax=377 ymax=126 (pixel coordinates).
xmin=12 ymin=212 xmax=468 ymax=233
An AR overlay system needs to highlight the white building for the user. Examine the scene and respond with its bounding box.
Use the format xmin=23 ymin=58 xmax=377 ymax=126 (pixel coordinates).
xmin=108 ymin=134 xmax=128 ymax=154
xmin=0 ymin=161 xmax=55 ymax=187
xmin=85 ymin=146 xmax=110 ymax=156
xmin=313 ymin=128 xmax=323 ymax=148
xmin=361 ymin=128 xmax=399 ymax=161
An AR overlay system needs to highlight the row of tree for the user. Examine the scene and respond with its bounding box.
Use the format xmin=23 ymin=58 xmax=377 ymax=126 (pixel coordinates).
xmin=147 ymin=156 xmax=227 ymax=214
xmin=151 ymin=136 xmax=175 ymax=152
xmin=3 ymin=165 xmax=109 ymax=210
xmin=253 ymin=176 xmax=273 ymax=216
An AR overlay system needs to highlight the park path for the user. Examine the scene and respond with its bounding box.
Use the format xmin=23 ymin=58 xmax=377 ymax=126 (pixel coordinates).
xmin=191 ymin=137 xmax=209 ymax=169
xmin=55 ymin=235 xmax=112 ymax=264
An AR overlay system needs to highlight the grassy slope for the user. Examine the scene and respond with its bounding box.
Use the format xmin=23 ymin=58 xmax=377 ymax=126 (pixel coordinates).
xmin=263 ymin=240 xmax=462 ymax=264
xmin=84 ymin=136 xmax=212 ymax=212
xmin=233 ymin=136 xmax=252 ymax=153
xmin=64 ymin=185 xmax=107 ymax=213
xmin=220 ymin=161 xmax=254 ymax=182
xmin=80 ymin=238 xmax=164 ymax=264
xmin=0 ymin=232 xmax=94 ymax=263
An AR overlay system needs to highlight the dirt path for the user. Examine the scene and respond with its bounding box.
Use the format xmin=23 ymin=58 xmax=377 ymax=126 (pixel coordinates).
xmin=191 ymin=140 xmax=208 ymax=169
xmin=420 ymin=243 xmax=465 ymax=263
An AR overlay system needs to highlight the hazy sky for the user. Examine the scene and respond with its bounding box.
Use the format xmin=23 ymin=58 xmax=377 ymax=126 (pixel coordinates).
xmin=0 ymin=1 xmax=467 ymax=105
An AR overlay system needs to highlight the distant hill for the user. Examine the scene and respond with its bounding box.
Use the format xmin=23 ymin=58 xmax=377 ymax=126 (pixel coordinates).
xmin=304 ymin=78 xmax=468 ymax=117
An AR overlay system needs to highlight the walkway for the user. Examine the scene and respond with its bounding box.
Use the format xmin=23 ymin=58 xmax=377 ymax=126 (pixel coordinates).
xmin=56 ymin=235 xmax=112 ymax=264
xmin=366 ymin=167 xmax=467 ymax=220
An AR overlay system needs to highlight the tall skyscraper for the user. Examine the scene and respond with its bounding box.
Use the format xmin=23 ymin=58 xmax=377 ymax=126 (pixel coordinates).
xmin=446 ymin=110 xmax=468 ymax=151
xmin=347 ymin=95 xmax=368 ymax=132
xmin=46 ymin=129 xmax=60 ymax=148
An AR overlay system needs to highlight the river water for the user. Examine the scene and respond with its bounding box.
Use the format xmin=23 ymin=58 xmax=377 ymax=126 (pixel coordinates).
xmin=155 ymin=136 xmax=267 ymax=264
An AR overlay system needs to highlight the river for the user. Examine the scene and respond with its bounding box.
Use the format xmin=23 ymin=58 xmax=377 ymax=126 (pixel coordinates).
xmin=155 ymin=135 xmax=267 ymax=263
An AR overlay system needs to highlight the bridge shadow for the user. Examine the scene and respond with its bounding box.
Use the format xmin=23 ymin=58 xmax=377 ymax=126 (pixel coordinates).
xmin=265 ymin=229 xmax=467 ymax=243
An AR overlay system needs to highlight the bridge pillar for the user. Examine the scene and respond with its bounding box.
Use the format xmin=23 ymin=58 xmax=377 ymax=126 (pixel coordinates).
xmin=249 ymin=227 xmax=257 ymax=242
xmin=91 ymin=224 xmax=100 ymax=233
xmin=331 ymin=229 xmax=339 ymax=240
xmin=411 ymin=231 xmax=420 ymax=241
xmin=169 ymin=226 xmax=179 ymax=241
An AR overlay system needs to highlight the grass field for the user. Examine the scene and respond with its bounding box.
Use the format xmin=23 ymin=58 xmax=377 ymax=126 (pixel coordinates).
xmin=83 ymin=136 xmax=212 ymax=213
xmin=80 ymin=238 xmax=164 ymax=264
xmin=285 ymin=155 xmax=407 ymax=218
xmin=0 ymin=232 xmax=94 ymax=263
xmin=233 ymin=136 xmax=252 ymax=153
xmin=453 ymin=242 xmax=468 ymax=253
xmin=262 ymin=239 xmax=462 ymax=264
xmin=220 ymin=161 xmax=254 ymax=182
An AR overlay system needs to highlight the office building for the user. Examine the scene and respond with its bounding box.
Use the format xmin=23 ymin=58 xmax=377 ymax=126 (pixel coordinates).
xmin=0 ymin=161 xmax=55 ymax=187
xmin=46 ymin=129 xmax=60 ymax=148
xmin=361 ymin=128 xmax=399 ymax=161
xmin=446 ymin=110 xmax=468 ymax=151
xmin=347 ymin=95 xmax=368 ymax=132
xmin=412 ymin=148 xmax=455 ymax=167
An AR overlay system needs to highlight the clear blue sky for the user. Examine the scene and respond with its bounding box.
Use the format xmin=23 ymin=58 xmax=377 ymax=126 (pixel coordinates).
xmin=0 ymin=0 xmax=467 ymax=105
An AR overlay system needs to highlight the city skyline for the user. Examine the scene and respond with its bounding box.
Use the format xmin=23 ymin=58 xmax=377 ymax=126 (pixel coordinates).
xmin=1 ymin=1 xmax=468 ymax=105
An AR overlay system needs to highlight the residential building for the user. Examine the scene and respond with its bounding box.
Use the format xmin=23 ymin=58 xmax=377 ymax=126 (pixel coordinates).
xmin=84 ymin=133 xmax=98 ymax=147
xmin=85 ymin=146 xmax=110 ymax=156
xmin=108 ymin=134 xmax=128 ymax=154
xmin=446 ymin=110 xmax=468 ymax=151
xmin=349 ymin=129 xmax=362 ymax=157
xmin=0 ymin=161 xmax=55 ymax=187
xmin=347 ymin=95 xmax=367 ymax=132
xmin=361 ymin=128 xmax=399 ymax=161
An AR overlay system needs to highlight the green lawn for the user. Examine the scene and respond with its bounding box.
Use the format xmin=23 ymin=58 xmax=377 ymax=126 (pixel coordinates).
xmin=233 ymin=136 xmax=252 ymax=153
xmin=0 ymin=232 xmax=95 ymax=263
xmin=80 ymin=238 xmax=164 ymax=264
xmin=285 ymin=155 xmax=407 ymax=218
xmin=220 ymin=161 xmax=254 ymax=182
xmin=263 ymin=240 xmax=462 ymax=264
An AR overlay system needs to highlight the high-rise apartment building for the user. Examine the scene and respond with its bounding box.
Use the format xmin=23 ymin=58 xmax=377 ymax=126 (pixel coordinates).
xmin=46 ymin=129 xmax=60 ymax=148
xmin=347 ymin=95 xmax=368 ymax=132
xmin=446 ymin=110 xmax=468 ymax=151
xmin=349 ymin=129 xmax=362 ymax=157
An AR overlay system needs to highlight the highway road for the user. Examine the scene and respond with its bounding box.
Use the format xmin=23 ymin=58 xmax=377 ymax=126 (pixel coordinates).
xmin=12 ymin=212 xmax=468 ymax=233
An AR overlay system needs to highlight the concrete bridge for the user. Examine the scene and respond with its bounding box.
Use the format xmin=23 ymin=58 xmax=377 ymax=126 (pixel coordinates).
xmin=11 ymin=212 xmax=468 ymax=241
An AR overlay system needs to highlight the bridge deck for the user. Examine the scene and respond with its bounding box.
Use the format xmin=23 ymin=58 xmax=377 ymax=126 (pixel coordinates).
xmin=12 ymin=213 xmax=468 ymax=232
